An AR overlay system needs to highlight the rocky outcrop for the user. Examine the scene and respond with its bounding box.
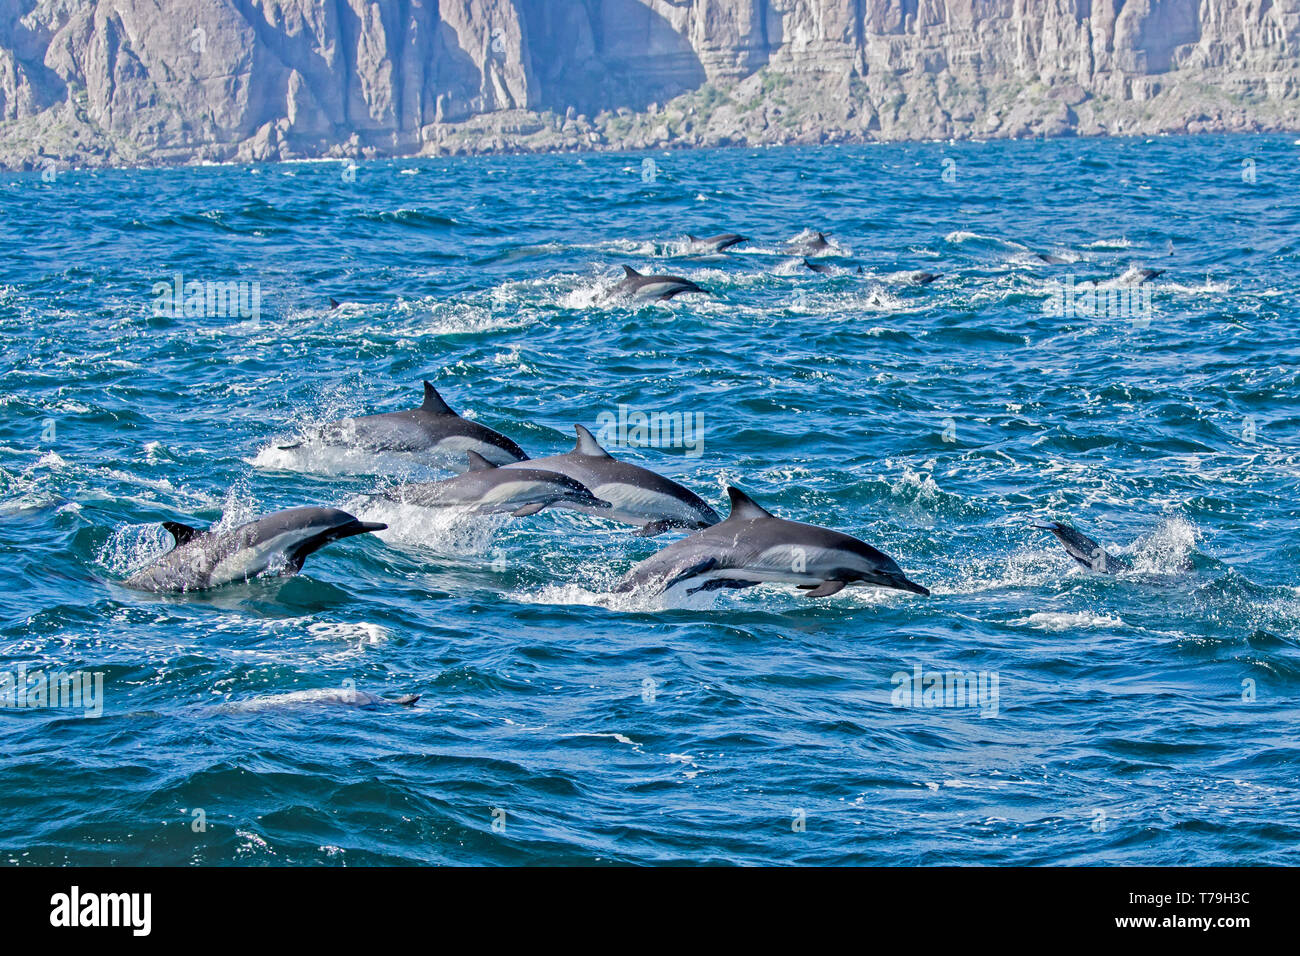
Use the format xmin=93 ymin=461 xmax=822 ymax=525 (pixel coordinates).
xmin=2 ymin=0 xmax=1298 ymax=169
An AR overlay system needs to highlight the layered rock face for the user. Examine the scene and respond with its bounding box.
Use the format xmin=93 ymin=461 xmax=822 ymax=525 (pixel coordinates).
xmin=1 ymin=0 xmax=1297 ymax=168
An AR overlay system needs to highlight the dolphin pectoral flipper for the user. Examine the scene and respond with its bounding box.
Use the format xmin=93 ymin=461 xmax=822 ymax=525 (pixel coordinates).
xmin=661 ymin=557 xmax=720 ymax=592
xmin=162 ymin=521 xmax=203 ymax=546
xmin=636 ymin=520 xmax=678 ymax=537
xmin=686 ymin=578 xmax=756 ymax=595
xmin=511 ymin=502 xmax=547 ymax=517
xmin=800 ymin=581 xmax=847 ymax=598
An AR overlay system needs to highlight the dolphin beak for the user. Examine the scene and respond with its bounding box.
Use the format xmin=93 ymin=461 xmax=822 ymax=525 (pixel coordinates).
xmin=1030 ymin=519 xmax=1061 ymax=531
xmin=884 ymin=573 xmax=929 ymax=596
xmin=346 ymin=520 xmax=387 ymax=536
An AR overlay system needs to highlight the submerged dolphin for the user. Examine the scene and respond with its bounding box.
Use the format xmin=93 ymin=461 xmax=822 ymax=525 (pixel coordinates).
xmin=123 ymin=507 xmax=386 ymax=593
xmin=802 ymin=257 xmax=832 ymax=274
xmin=282 ymin=381 xmax=528 ymax=468
xmin=1032 ymin=520 xmax=1132 ymax=573
xmin=210 ymin=688 xmax=419 ymax=713
xmin=610 ymin=266 xmax=709 ymax=301
xmin=616 ymin=486 xmax=929 ymax=598
xmin=686 ymin=233 xmax=747 ymax=253
xmin=501 ymin=425 xmax=719 ymax=535
xmin=382 ymin=451 xmax=611 ymax=517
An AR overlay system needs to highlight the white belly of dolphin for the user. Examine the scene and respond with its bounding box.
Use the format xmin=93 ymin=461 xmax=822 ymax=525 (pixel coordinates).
xmin=207 ymin=526 xmax=325 ymax=586
xmin=432 ymin=435 xmax=520 ymax=468
xmin=569 ymin=482 xmax=699 ymax=525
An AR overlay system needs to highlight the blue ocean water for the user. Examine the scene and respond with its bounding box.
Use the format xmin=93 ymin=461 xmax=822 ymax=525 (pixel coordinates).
xmin=1 ymin=135 xmax=1298 ymax=865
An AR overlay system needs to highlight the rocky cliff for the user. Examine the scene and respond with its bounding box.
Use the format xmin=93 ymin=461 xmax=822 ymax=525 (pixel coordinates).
xmin=2 ymin=0 xmax=1298 ymax=168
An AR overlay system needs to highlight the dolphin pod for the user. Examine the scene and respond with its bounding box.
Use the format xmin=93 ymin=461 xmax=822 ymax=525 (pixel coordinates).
xmin=120 ymin=227 xmax=1166 ymax=601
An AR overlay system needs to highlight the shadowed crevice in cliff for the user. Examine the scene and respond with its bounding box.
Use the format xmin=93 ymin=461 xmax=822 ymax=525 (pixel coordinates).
xmin=516 ymin=0 xmax=706 ymax=115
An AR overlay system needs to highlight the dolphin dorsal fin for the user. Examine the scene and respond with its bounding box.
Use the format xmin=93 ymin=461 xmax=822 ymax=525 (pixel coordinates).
xmin=464 ymin=451 xmax=496 ymax=471
xmin=572 ymin=424 xmax=611 ymax=458
xmin=421 ymin=381 xmax=454 ymax=415
xmin=621 ymin=265 xmax=641 ymax=278
xmin=162 ymin=521 xmax=202 ymax=546
xmin=725 ymin=486 xmax=773 ymax=522
xmin=817 ymin=231 xmax=828 ymax=241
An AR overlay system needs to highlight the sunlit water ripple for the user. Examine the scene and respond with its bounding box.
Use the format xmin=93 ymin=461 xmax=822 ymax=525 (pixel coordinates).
xmin=1 ymin=135 xmax=1298 ymax=865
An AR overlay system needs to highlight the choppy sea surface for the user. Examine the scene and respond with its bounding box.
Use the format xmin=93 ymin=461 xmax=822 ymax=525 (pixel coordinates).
xmin=1 ymin=135 xmax=1298 ymax=865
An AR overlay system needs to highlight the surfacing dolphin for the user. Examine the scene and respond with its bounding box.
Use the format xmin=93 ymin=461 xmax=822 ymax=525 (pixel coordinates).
xmin=382 ymin=451 xmax=611 ymax=517
xmin=791 ymin=231 xmax=832 ymax=254
xmin=1032 ymin=520 xmax=1133 ymax=573
xmin=123 ymin=507 xmax=386 ymax=593
xmin=686 ymin=232 xmax=747 ymax=253
xmin=610 ymin=265 xmax=709 ymax=301
xmin=501 ymin=425 xmax=719 ymax=535
xmin=282 ymin=380 xmax=528 ymax=469
xmin=616 ymin=486 xmax=929 ymax=598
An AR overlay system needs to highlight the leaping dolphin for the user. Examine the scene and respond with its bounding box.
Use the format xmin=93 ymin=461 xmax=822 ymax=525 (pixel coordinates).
xmin=1032 ymin=520 xmax=1132 ymax=573
xmin=501 ymin=425 xmax=719 ymax=535
xmin=686 ymin=233 xmax=747 ymax=253
xmin=610 ymin=266 xmax=709 ymax=301
xmin=123 ymin=507 xmax=386 ymax=593
xmin=382 ymin=451 xmax=611 ymax=517
xmin=616 ymin=486 xmax=929 ymax=598
xmin=281 ymin=380 xmax=528 ymax=469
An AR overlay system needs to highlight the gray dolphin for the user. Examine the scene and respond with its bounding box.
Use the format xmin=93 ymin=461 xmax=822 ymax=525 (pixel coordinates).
xmin=1032 ymin=520 xmax=1132 ymax=573
xmin=282 ymin=380 xmax=528 ymax=469
xmin=610 ymin=265 xmax=709 ymax=301
xmin=123 ymin=507 xmax=386 ymax=593
xmin=792 ymin=231 xmax=832 ymax=253
xmin=686 ymin=233 xmax=747 ymax=253
xmin=802 ymin=257 xmax=832 ymax=274
xmin=210 ymin=688 xmax=419 ymax=713
xmin=906 ymin=271 xmax=941 ymax=285
xmin=616 ymin=486 xmax=929 ymax=598
xmin=1115 ymin=267 xmax=1165 ymax=284
xmin=382 ymin=451 xmax=611 ymax=517
xmin=501 ymin=425 xmax=719 ymax=535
